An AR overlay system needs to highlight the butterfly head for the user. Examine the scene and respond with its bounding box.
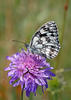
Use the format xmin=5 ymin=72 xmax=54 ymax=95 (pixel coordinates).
xmin=25 ymin=44 xmax=29 ymax=49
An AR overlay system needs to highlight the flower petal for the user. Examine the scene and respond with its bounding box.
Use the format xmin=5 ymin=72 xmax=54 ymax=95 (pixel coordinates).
xmin=5 ymin=48 xmax=55 ymax=97
xmin=8 ymin=70 xmax=16 ymax=77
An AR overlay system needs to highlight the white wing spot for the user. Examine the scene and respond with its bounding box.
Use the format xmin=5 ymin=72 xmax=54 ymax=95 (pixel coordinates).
xmin=40 ymin=29 xmax=46 ymax=34
xmin=35 ymin=44 xmax=43 ymax=48
xmin=32 ymin=37 xmax=39 ymax=45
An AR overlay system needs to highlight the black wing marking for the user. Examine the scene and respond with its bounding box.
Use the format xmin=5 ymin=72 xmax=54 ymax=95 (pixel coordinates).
xmin=29 ymin=21 xmax=60 ymax=59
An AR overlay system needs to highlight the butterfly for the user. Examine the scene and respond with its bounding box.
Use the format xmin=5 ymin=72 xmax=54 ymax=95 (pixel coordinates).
xmin=26 ymin=21 xmax=61 ymax=59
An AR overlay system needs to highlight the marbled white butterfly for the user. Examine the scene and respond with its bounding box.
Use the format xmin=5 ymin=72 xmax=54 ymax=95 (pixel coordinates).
xmin=27 ymin=21 xmax=60 ymax=59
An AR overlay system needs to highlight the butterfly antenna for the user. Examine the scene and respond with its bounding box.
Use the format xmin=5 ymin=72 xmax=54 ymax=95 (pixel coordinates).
xmin=12 ymin=40 xmax=29 ymax=48
xmin=12 ymin=40 xmax=26 ymax=44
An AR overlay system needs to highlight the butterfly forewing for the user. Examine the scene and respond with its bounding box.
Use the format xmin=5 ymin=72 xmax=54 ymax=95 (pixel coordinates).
xmin=29 ymin=21 xmax=60 ymax=59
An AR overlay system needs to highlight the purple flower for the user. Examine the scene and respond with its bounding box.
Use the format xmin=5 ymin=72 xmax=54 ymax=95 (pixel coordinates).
xmin=5 ymin=49 xmax=55 ymax=97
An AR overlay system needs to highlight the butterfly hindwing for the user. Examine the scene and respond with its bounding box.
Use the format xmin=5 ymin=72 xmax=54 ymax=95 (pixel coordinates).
xmin=29 ymin=21 xmax=60 ymax=59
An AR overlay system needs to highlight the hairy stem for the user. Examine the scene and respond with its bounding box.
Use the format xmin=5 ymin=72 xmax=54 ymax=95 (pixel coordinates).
xmin=21 ymin=87 xmax=24 ymax=100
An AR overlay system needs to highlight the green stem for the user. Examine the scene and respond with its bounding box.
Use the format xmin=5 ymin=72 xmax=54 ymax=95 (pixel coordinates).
xmin=55 ymin=0 xmax=69 ymax=69
xmin=60 ymin=0 xmax=69 ymax=45
xmin=53 ymin=0 xmax=69 ymax=100
xmin=29 ymin=93 xmax=33 ymax=100
xmin=53 ymin=93 xmax=58 ymax=100
xmin=21 ymin=87 xmax=24 ymax=100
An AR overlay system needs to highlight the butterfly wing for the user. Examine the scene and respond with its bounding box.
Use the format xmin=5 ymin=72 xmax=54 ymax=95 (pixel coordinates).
xmin=29 ymin=21 xmax=60 ymax=59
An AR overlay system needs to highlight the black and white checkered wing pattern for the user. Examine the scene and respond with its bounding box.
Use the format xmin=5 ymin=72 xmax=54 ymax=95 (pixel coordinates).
xmin=29 ymin=21 xmax=60 ymax=59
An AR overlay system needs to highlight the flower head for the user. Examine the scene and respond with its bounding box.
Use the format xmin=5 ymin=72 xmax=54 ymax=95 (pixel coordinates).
xmin=5 ymin=49 xmax=55 ymax=97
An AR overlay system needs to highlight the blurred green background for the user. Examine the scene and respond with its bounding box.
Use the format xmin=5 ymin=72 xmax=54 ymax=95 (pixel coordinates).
xmin=0 ymin=0 xmax=71 ymax=100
